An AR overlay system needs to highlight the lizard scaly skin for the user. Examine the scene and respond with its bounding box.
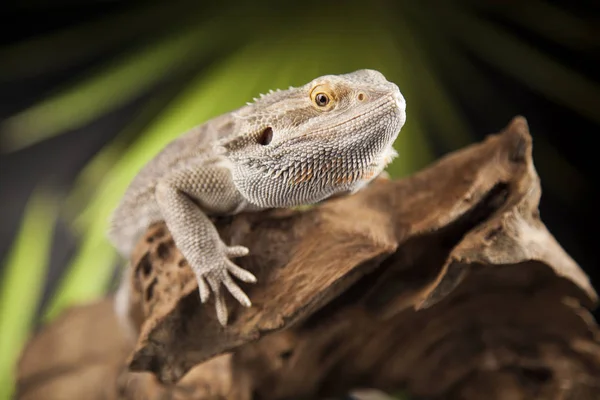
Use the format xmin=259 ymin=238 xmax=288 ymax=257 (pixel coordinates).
xmin=108 ymin=69 xmax=406 ymax=326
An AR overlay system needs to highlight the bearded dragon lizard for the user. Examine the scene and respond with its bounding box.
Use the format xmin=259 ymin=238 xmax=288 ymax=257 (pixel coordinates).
xmin=109 ymin=69 xmax=406 ymax=327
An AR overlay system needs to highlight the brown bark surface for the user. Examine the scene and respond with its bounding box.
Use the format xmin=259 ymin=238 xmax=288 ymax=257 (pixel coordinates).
xmin=16 ymin=117 xmax=600 ymax=400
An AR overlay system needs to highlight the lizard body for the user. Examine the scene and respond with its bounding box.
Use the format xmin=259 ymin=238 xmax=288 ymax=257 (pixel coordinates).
xmin=109 ymin=69 xmax=406 ymax=326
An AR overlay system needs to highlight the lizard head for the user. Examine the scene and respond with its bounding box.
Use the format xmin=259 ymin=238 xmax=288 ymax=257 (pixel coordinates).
xmin=217 ymin=69 xmax=406 ymax=208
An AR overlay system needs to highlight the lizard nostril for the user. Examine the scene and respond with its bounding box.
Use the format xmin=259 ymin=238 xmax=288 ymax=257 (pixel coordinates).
xmin=357 ymin=92 xmax=366 ymax=101
xmin=258 ymin=127 xmax=273 ymax=146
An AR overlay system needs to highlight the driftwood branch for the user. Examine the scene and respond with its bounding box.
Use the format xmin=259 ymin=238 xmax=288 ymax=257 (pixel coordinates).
xmin=16 ymin=117 xmax=600 ymax=400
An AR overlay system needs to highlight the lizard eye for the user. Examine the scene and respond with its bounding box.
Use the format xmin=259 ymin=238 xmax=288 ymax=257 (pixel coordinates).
xmin=258 ymin=127 xmax=273 ymax=146
xmin=310 ymin=84 xmax=336 ymax=110
xmin=314 ymin=93 xmax=329 ymax=107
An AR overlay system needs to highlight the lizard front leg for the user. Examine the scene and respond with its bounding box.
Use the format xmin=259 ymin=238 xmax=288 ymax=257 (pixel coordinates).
xmin=155 ymin=165 xmax=256 ymax=326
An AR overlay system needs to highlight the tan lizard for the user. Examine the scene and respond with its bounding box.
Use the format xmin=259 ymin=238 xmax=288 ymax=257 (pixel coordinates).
xmin=109 ymin=69 xmax=406 ymax=326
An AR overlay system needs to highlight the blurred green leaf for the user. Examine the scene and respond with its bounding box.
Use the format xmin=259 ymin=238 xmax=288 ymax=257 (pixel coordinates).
xmin=0 ymin=0 xmax=208 ymax=79
xmin=0 ymin=190 xmax=58 ymax=400
xmin=402 ymin=2 xmax=588 ymax=206
xmin=1 ymin=22 xmax=222 ymax=152
xmin=465 ymin=0 xmax=600 ymax=50
xmin=433 ymin=3 xmax=600 ymax=125
xmin=64 ymin=78 xmax=194 ymax=222
xmin=396 ymin=1 xmax=473 ymax=150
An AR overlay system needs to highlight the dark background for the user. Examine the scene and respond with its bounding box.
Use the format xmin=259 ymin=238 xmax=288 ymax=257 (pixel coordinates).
xmin=0 ymin=0 xmax=598 ymax=321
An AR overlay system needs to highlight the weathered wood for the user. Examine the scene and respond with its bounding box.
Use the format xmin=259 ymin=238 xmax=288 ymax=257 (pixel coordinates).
xmin=16 ymin=117 xmax=600 ymax=400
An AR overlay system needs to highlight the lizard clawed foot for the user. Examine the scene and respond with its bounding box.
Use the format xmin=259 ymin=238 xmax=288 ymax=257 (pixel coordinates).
xmin=194 ymin=244 xmax=256 ymax=326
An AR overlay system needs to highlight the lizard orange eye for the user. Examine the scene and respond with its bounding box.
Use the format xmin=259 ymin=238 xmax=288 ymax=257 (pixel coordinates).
xmin=310 ymin=84 xmax=336 ymax=110
xmin=314 ymin=93 xmax=329 ymax=107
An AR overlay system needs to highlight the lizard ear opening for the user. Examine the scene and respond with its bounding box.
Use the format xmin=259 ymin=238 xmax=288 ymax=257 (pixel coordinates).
xmin=215 ymin=126 xmax=273 ymax=159
xmin=258 ymin=127 xmax=273 ymax=146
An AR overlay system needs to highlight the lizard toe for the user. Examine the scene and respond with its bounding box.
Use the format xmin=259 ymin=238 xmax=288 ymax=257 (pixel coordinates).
xmin=222 ymin=274 xmax=252 ymax=308
xmin=215 ymin=292 xmax=229 ymax=326
xmin=225 ymin=259 xmax=257 ymax=283
xmin=197 ymin=275 xmax=211 ymax=303
xmin=207 ymin=276 xmax=229 ymax=326
xmin=224 ymin=245 xmax=250 ymax=258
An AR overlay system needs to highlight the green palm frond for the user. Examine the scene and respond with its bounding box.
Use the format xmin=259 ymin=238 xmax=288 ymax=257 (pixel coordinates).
xmin=465 ymin=0 xmax=599 ymax=50
xmin=0 ymin=190 xmax=58 ymax=400
xmin=0 ymin=1 xmax=215 ymax=79
xmin=433 ymin=3 xmax=600 ymax=124
xmin=1 ymin=29 xmax=205 ymax=151
xmin=0 ymin=6 xmax=246 ymax=152
xmin=402 ymin=2 xmax=590 ymax=206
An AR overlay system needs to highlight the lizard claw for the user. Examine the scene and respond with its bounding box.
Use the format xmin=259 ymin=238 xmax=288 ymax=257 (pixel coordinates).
xmin=193 ymin=244 xmax=255 ymax=326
